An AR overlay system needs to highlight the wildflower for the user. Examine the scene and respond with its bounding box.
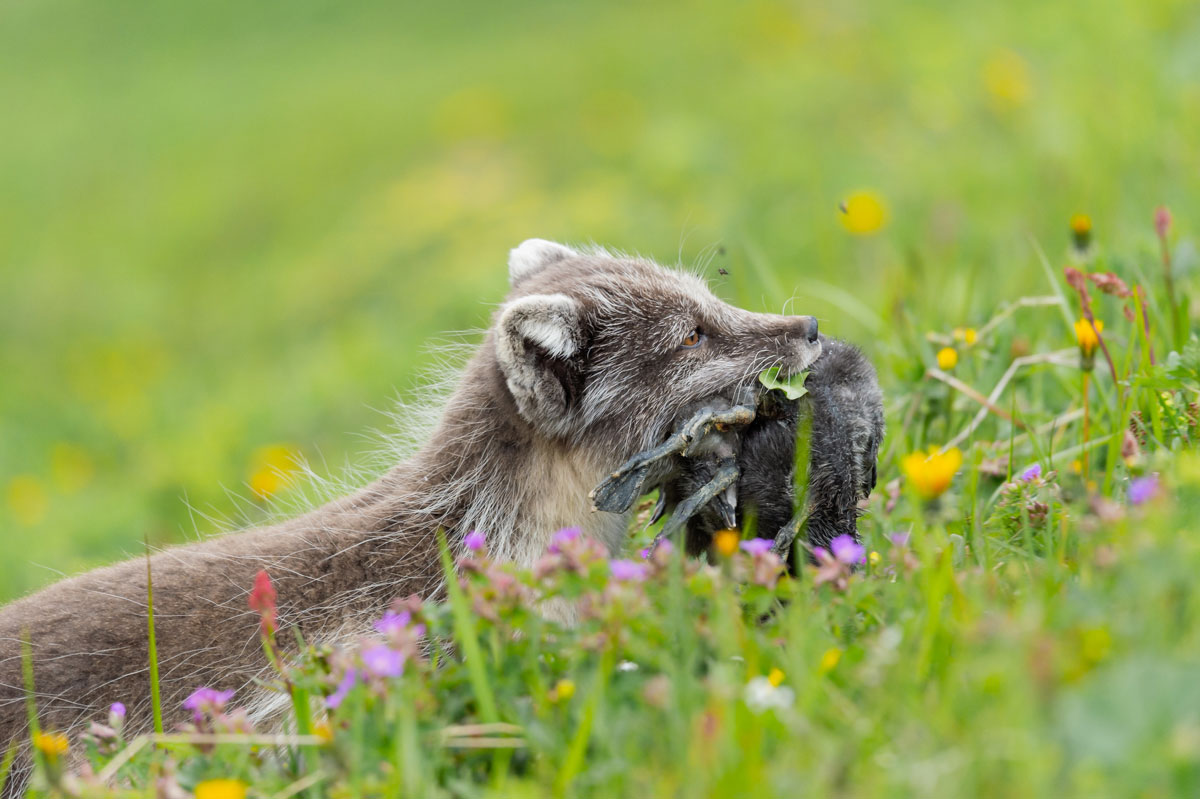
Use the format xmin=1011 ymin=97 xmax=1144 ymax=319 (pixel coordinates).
xmin=714 ymin=528 xmax=740 ymax=557
xmin=738 ymin=537 xmax=774 ymax=556
xmin=1087 ymin=271 xmax=1132 ymax=298
xmin=1020 ymin=463 xmax=1042 ymax=482
xmin=314 ymin=721 xmax=334 ymax=743
xmin=248 ymin=569 xmax=277 ymax=637
xmin=638 ymin=546 xmax=652 ymax=559
xmin=7 ymin=475 xmax=47 ymax=526
xmin=983 ymin=49 xmax=1031 ymax=110
xmin=548 ymin=527 xmax=581 ymax=551
xmin=744 ymin=676 xmax=795 ymax=712
xmin=936 ymin=347 xmax=958 ymax=370
xmin=33 ymin=730 xmax=69 ymax=758
xmin=326 ymin=669 xmax=358 ymax=709
xmin=1070 ymin=213 xmax=1093 ymax=252
xmin=552 ymin=678 xmax=576 ymax=702
xmin=1155 ymin=206 xmax=1172 ymax=239
xmin=109 ymin=702 xmax=126 ymax=730
xmin=1128 ymin=474 xmax=1160 ymax=506
xmin=838 ymin=190 xmax=887 ymax=235
xmin=374 ymin=610 xmax=412 ymax=635
xmin=830 ymin=534 xmax=866 ymax=565
xmin=1074 ymin=317 xmax=1102 ymax=358
xmin=609 ymin=559 xmax=648 ymax=581
xmin=248 ymin=444 xmax=302 ymax=500
xmin=889 ymin=531 xmax=910 ymax=547
xmin=617 ymin=660 xmax=639 ymax=672
xmin=642 ymin=674 xmax=671 ymax=708
xmin=361 ymin=643 xmax=405 ymax=678
xmin=767 ymin=668 xmax=785 ymax=687
xmin=953 ymin=327 xmax=978 ymax=346
xmin=464 ymin=530 xmax=486 ymax=552
xmin=901 ymin=446 xmax=963 ymax=499
xmin=183 ymin=688 xmax=235 ymax=722
xmin=868 ymin=550 xmax=881 ymax=566
xmin=818 ymin=647 xmax=843 ymax=673
xmin=194 ymin=779 xmax=247 ymax=799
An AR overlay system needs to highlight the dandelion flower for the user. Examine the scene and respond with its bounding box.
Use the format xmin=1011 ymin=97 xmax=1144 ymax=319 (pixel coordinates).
xmin=838 ymin=190 xmax=887 ymax=235
xmin=553 ymin=678 xmax=576 ymax=702
xmin=714 ymin=528 xmax=740 ymax=557
xmin=195 ymin=779 xmax=247 ymax=799
xmin=767 ymin=668 xmax=785 ymax=687
xmin=901 ymin=446 xmax=963 ymax=500
xmin=1074 ymin=317 xmax=1103 ymax=366
xmin=33 ymin=731 xmax=69 ymax=758
xmin=936 ymin=347 xmax=958 ymax=370
xmin=818 ymin=647 xmax=842 ymax=674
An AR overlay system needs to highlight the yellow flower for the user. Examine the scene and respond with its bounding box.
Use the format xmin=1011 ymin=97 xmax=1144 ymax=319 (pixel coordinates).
xmin=983 ymin=49 xmax=1031 ymax=110
xmin=953 ymin=327 xmax=978 ymax=346
xmin=195 ymin=779 xmax=247 ymax=799
xmin=868 ymin=550 xmax=881 ymax=566
xmin=714 ymin=528 xmax=740 ymax=557
xmin=248 ymin=444 xmax=302 ymax=500
xmin=936 ymin=347 xmax=958 ymax=370
xmin=838 ymin=190 xmax=887 ymax=235
xmin=1074 ymin=317 xmax=1103 ymax=357
xmin=314 ymin=721 xmax=333 ymax=743
xmin=818 ymin=647 xmax=842 ymax=674
xmin=33 ymin=731 xmax=69 ymax=758
xmin=1070 ymin=214 xmax=1092 ymax=236
xmin=767 ymin=668 xmax=785 ymax=687
xmin=7 ymin=475 xmax=47 ymax=526
xmin=901 ymin=446 xmax=964 ymax=500
xmin=552 ymin=678 xmax=576 ymax=702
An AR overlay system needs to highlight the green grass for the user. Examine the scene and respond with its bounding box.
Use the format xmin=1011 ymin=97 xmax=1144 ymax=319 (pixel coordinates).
xmin=5 ymin=0 xmax=1200 ymax=795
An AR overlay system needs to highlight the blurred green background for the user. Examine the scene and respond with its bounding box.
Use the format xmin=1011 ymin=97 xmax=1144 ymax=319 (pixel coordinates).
xmin=1 ymin=0 xmax=1198 ymax=602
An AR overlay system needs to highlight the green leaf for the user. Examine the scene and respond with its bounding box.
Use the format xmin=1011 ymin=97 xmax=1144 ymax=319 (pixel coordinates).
xmin=758 ymin=367 xmax=810 ymax=400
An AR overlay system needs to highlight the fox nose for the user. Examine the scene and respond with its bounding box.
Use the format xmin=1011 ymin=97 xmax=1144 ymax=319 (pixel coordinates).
xmin=797 ymin=315 xmax=819 ymax=343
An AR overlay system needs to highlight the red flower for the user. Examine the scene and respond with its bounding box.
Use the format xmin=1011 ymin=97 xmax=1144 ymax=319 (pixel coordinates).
xmin=248 ymin=570 xmax=277 ymax=637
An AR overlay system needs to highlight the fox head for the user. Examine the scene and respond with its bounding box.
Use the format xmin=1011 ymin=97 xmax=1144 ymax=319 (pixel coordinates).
xmin=491 ymin=239 xmax=820 ymax=458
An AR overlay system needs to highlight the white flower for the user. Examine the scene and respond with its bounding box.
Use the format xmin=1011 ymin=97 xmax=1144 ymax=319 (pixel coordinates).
xmin=743 ymin=676 xmax=795 ymax=713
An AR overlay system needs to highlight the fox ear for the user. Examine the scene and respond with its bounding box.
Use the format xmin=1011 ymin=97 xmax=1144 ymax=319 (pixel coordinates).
xmin=495 ymin=293 xmax=585 ymax=431
xmin=508 ymin=239 xmax=576 ymax=286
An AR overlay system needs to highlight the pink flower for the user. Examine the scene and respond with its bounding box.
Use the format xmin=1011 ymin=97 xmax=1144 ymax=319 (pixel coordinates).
xmin=326 ymin=669 xmax=358 ymax=709
xmin=464 ymin=530 xmax=486 ymax=552
xmin=1155 ymin=206 xmax=1172 ymax=239
xmin=1020 ymin=463 xmax=1041 ymax=482
xmin=109 ymin=702 xmax=126 ymax=719
xmin=248 ymin=569 xmax=277 ymax=637
xmin=374 ymin=610 xmax=412 ymax=635
xmin=739 ymin=537 xmax=774 ymax=556
xmin=548 ymin=527 xmax=582 ymax=553
xmin=1129 ymin=474 xmax=1160 ymax=506
xmin=183 ymin=687 xmax=235 ymax=721
xmin=609 ymin=559 xmax=648 ymax=581
xmin=361 ymin=644 xmax=405 ymax=678
xmin=830 ymin=534 xmax=866 ymax=565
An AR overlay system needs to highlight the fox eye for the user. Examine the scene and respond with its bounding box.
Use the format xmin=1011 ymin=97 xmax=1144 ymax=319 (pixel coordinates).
xmin=679 ymin=327 xmax=704 ymax=349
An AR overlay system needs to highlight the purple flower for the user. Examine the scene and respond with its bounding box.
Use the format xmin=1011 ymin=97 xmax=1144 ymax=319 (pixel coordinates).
xmin=361 ymin=644 xmax=405 ymax=678
xmin=739 ymin=537 xmax=774 ymax=556
xmin=326 ymin=669 xmax=358 ymax=709
xmin=183 ymin=687 xmax=235 ymax=721
xmin=889 ymin=531 xmax=910 ymax=547
xmin=1129 ymin=474 xmax=1159 ymax=506
xmin=830 ymin=534 xmax=866 ymax=565
xmin=464 ymin=530 xmax=486 ymax=552
xmin=109 ymin=702 xmax=126 ymax=719
xmin=1020 ymin=463 xmax=1042 ymax=482
xmin=609 ymin=559 xmax=648 ymax=581
xmin=374 ymin=610 xmax=412 ymax=635
xmin=813 ymin=546 xmax=830 ymax=562
xmin=548 ymin=527 xmax=582 ymax=553
xmin=639 ymin=547 xmax=652 ymax=559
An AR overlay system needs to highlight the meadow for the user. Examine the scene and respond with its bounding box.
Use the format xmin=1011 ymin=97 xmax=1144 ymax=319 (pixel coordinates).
xmin=3 ymin=0 xmax=1200 ymax=795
